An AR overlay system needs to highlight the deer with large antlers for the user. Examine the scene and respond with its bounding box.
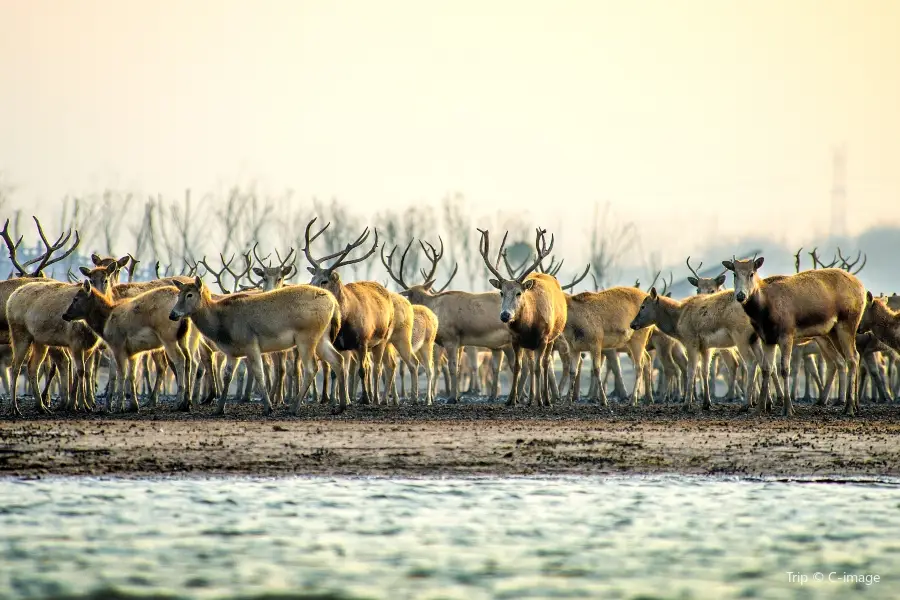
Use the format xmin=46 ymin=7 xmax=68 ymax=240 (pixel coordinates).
xmin=477 ymin=227 xmax=567 ymax=406
xmin=723 ymin=256 xmax=866 ymax=416
xmin=384 ymin=236 xmax=517 ymax=403
xmin=303 ymin=218 xmax=398 ymax=407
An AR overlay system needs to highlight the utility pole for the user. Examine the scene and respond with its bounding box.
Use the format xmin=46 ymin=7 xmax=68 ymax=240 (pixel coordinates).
xmin=830 ymin=144 xmax=847 ymax=240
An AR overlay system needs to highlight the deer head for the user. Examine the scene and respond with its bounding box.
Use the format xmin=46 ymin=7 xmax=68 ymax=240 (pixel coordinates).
xmin=477 ymin=227 xmax=554 ymax=324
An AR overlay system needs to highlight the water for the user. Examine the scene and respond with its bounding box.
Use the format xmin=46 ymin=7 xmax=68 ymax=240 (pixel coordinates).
xmin=1 ymin=476 xmax=898 ymax=599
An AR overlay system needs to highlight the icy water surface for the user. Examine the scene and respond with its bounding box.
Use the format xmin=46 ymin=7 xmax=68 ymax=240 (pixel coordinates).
xmin=1 ymin=475 xmax=898 ymax=599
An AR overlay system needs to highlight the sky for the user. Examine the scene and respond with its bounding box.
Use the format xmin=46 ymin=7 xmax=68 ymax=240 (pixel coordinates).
xmin=1 ymin=0 xmax=899 ymax=264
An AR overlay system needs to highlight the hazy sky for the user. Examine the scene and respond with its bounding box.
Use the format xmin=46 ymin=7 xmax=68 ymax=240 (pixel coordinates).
xmin=1 ymin=0 xmax=899 ymax=262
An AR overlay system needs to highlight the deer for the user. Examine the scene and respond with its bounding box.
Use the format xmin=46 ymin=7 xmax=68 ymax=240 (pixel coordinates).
xmin=381 ymin=304 xmax=439 ymax=405
xmin=6 ymin=279 xmax=102 ymax=416
xmin=682 ymin=255 xmax=746 ymax=401
xmin=476 ymin=227 xmax=567 ymax=407
xmin=303 ymin=218 xmax=396 ymax=407
xmin=61 ymin=280 xmax=198 ymax=412
xmin=0 ymin=218 xmax=87 ymax=415
xmin=629 ymin=285 xmax=769 ymax=411
xmin=502 ymin=249 xmax=590 ymax=403
xmin=168 ymin=275 xmax=347 ymax=415
xmin=383 ymin=236 xmax=517 ymax=404
xmin=723 ymin=256 xmax=866 ymax=416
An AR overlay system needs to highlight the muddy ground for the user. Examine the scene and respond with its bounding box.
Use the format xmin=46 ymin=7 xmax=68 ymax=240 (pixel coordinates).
xmin=1 ymin=395 xmax=899 ymax=479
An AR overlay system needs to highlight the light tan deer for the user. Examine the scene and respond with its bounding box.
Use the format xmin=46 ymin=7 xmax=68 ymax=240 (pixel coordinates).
xmin=723 ymin=256 xmax=866 ymax=416
xmin=382 ymin=304 xmax=439 ymax=405
xmin=62 ymin=281 xmax=197 ymax=412
xmin=303 ymin=218 xmax=395 ymax=406
xmin=477 ymin=227 xmax=567 ymax=407
xmin=168 ymin=276 xmax=347 ymax=415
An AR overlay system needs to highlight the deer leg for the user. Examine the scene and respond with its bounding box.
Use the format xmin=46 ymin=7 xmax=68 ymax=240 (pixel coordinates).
xmin=416 ymin=344 xmax=434 ymax=406
xmin=244 ymin=348 xmax=274 ymax=416
xmin=215 ymin=357 xmax=239 ymax=415
xmin=393 ymin=335 xmax=419 ymax=406
xmin=804 ymin=355 xmax=823 ymax=399
xmin=444 ymin=343 xmax=461 ymax=404
xmin=700 ymin=348 xmax=714 ymax=410
xmin=829 ymin=326 xmax=860 ymax=416
xmin=506 ymin=347 xmax=523 ymax=407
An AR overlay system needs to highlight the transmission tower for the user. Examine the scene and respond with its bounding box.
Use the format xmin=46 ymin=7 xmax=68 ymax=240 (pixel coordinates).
xmin=830 ymin=144 xmax=847 ymax=239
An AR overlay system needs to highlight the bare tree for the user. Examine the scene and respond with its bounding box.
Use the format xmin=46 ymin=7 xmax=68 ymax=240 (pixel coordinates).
xmin=589 ymin=201 xmax=637 ymax=289
xmin=442 ymin=192 xmax=483 ymax=289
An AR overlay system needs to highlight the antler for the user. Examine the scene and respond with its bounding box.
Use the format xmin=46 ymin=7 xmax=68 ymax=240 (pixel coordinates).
xmin=126 ymin=254 xmax=140 ymax=282
xmin=646 ymin=270 xmax=661 ymax=292
xmin=301 ymin=217 xmax=331 ymax=269
xmin=809 ymin=247 xmax=838 ymax=269
xmin=252 ymin=243 xmax=272 ymax=267
xmin=24 ymin=217 xmax=81 ymax=275
xmin=0 ymin=219 xmax=28 ymax=276
xmin=516 ymin=228 xmax=554 ymax=282
xmin=837 ymin=247 xmax=866 ymax=274
xmin=560 ymin=264 xmax=590 ymax=291
xmin=198 ymin=251 xmax=252 ymax=294
xmin=275 ymin=247 xmax=295 ymax=276
xmin=539 ymin=255 xmax=564 ymax=276
xmin=418 ymin=237 xmax=444 ymax=282
xmin=659 ymin=272 xmax=674 ymax=297
xmin=304 ymin=217 xmax=378 ymax=271
xmin=500 ymin=248 xmax=528 ymax=278
xmin=418 ymin=236 xmax=458 ymax=292
xmin=685 ymin=256 xmax=703 ymax=280
xmin=380 ymin=240 xmax=413 ymax=290
xmin=476 ymin=228 xmax=510 ymax=281
xmin=793 ymin=247 xmax=803 ymax=274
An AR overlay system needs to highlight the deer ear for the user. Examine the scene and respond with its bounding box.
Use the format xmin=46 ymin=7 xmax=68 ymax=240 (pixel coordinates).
xmin=488 ymin=278 xmax=501 ymax=289
xmin=91 ymin=253 xmax=102 ymax=266
xmin=282 ymin=265 xmax=294 ymax=278
xmin=173 ymin=280 xmax=186 ymax=291
xmin=307 ymin=266 xmax=316 ymax=275
xmin=329 ymin=271 xmax=340 ymax=282
xmin=105 ymin=262 xmax=117 ymax=274
xmin=687 ymin=276 xmax=699 ymax=287
xmin=715 ymin=273 xmax=727 ymax=286
xmin=523 ymin=279 xmax=535 ymax=291
xmin=79 ymin=266 xmax=91 ymax=276
xmin=423 ymin=279 xmax=436 ymax=290
xmin=82 ymin=279 xmax=91 ymax=292
xmin=722 ymin=261 xmax=735 ymax=272
xmin=649 ymin=287 xmax=658 ymax=300
xmin=194 ymin=275 xmax=203 ymax=288
xmin=753 ymin=257 xmax=765 ymax=270
xmin=117 ymin=256 xmax=130 ymax=268
xmin=866 ymin=290 xmax=874 ymax=304
xmin=252 ymin=268 xmax=264 ymax=277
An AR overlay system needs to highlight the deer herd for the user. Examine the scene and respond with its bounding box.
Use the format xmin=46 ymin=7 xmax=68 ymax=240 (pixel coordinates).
xmin=1 ymin=215 xmax=899 ymax=420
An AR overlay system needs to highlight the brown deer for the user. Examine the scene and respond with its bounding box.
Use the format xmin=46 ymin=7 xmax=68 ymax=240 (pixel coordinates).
xmin=303 ymin=218 xmax=395 ymax=406
xmin=6 ymin=280 xmax=101 ymax=415
xmin=62 ymin=281 xmax=197 ymax=412
xmin=476 ymin=227 xmax=567 ymax=406
xmin=685 ymin=256 xmax=727 ymax=295
xmin=723 ymin=256 xmax=866 ymax=416
xmin=168 ymin=276 xmax=347 ymax=415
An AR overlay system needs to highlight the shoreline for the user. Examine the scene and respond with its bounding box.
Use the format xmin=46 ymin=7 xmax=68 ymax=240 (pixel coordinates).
xmin=3 ymin=399 xmax=899 ymax=479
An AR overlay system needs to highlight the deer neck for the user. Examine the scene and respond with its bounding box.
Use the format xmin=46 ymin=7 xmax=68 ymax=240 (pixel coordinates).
xmin=874 ymin=305 xmax=900 ymax=349
xmin=653 ymin=297 xmax=682 ymax=337
xmin=84 ymin=291 xmax=115 ymax=335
